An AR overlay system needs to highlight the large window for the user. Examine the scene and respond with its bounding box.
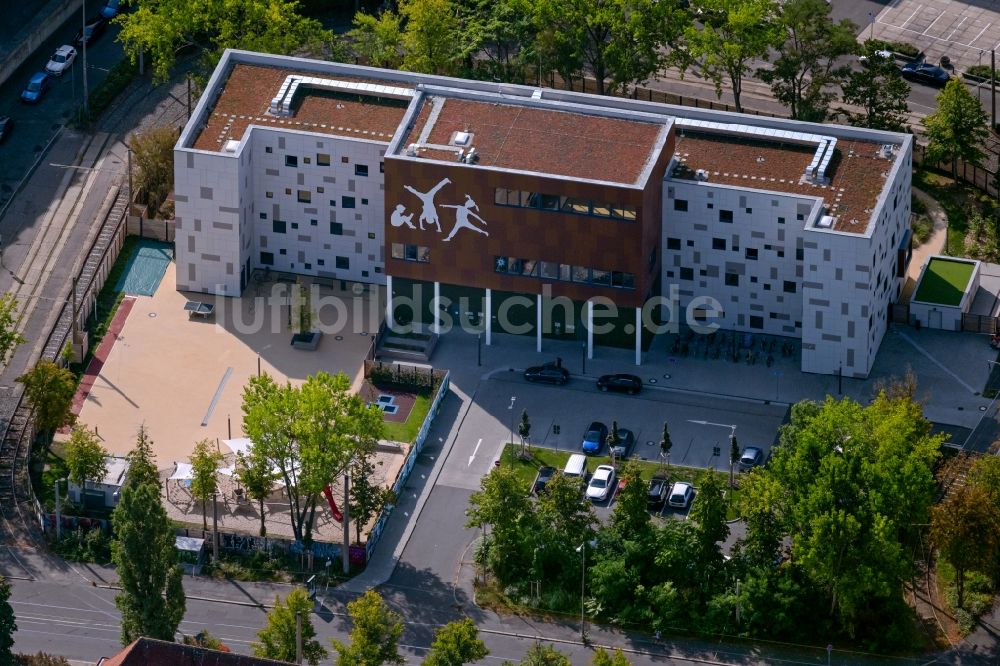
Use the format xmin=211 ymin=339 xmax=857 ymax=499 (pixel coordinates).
xmin=494 ymin=256 xmax=634 ymax=289
xmin=494 ymin=188 xmax=636 ymax=222
xmin=392 ymin=243 xmax=430 ymax=263
xmin=260 ymin=251 xmax=274 ymax=265
xmin=355 ymin=164 xmax=369 ymax=177
xmin=273 ymin=220 xmax=286 ymax=234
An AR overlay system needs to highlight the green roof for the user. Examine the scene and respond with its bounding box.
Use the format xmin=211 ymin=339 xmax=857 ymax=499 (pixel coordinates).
xmin=914 ymin=258 xmax=975 ymax=306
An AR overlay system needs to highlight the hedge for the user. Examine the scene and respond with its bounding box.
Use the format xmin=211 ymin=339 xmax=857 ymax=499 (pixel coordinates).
xmin=867 ymin=39 xmax=921 ymax=60
xmin=965 ymin=64 xmax=999 ymax=81
xmin=82 ymin=57 xmax=138 ymax=124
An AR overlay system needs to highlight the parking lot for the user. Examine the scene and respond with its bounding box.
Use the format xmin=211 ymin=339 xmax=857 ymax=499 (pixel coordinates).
xmin=873 ymin=0 xmax=1000 ymax=71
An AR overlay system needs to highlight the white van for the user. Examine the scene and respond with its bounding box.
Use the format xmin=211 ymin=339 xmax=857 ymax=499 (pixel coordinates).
xmin=563 ymin=454 xmax=588 ymax=481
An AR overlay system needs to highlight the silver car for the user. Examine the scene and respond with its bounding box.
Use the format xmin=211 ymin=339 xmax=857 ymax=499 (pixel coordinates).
xmin=46 ymin=45 xmax=77 ymax=76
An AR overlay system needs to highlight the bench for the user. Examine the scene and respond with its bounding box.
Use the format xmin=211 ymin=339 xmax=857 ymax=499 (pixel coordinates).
xmin=184 ymin=301 xmax=215 ymax=319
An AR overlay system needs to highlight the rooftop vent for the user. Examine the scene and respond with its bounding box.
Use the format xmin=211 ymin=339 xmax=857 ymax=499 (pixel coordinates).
xmin=695 ymin=169 xmax=710 ymax=181
xmin=817 ymin=215 xmax=835 ymax=229
xmin=406 ymin=143 xmax=421 ymax=157
xmin=451 ymin=131 xmax=472 ymax=147
xmin=879 ymin=144 xmax=894 ymax=159
xmin=463 ymin=147 xmax=478 ymax=164
xmin=223 ymin=139 xmax=240 ymax=153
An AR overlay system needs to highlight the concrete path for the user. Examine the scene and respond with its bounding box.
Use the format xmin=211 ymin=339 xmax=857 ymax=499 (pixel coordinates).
xmin=902 ymin=187 xmax=950 ymax=302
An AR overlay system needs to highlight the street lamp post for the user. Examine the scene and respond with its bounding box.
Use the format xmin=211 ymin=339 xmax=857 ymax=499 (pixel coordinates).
xmin=576 ymin=541 xmax=586 ymax=640
xmin=868 ymin=11 xmax=875 ymax=41
xmin=508 ymin=396 xmax=516 ymax=463
xmin=687 ymin=420 xmax=738 ymax=467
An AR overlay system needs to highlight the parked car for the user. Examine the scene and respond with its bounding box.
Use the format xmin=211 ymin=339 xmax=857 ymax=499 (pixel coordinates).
xmin=532 ymin=465 xmax=556 ymax=495
xmin=523 ymin=362 xmax=569 ymax=385
xmin=739 ymin=446 xmax=764 ymax=470
xmin=647 ymin=475 xmax=669 ymax=509
xmin=75 ymin=16 xmax=107 ymax=47
xmin=586 ymin=465 xmax=616 ymax=502
xmin=0 ymin=117 xmax=12 ymax=144
xmin=20 ymin=72 xmax=51 ymax=104
xmin=609 ymin=428 xmax=636 ymax=459
xmin=900 ymin=62 xmax=951 ymax=87
xmin=668 ymin=481 xmax=694 ymax=508
xmin=99 ymin=0 xmax=120 ymax=18
xmin=581 ymin=421 xmax=608 ymax=454
xmin=596 ymin=373 xmax=642 ymax=394
xmin=562 ymin=454 xmax=588 ymax=483
xmin=45 ymin=45 xmax=77 ymax=76
xmin=858 ymin=49 xmax=893 ymax=67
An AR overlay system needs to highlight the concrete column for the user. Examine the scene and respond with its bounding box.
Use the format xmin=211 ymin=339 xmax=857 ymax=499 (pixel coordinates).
xmin=433 ymin=281 xmax=441 ymax=335
xmin=587 ymin=300 xmax=594 ymax=360
xmin=536 ymin=293 xmax=543 ymax=353
xmin=485 ymin=289 xmax=492 ymax=345
xmin=634 ymin=307 xmax=642 ymax=366
xmin=385 ymin=275 xmax=393 ymax=332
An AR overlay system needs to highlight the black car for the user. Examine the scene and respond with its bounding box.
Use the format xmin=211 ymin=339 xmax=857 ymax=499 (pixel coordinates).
xmin=532 ymin=466 xmax=556 ymax=495
xmin=610 ymin=428 xmax=636 ymax=459
xmin=75 ymin=16 xmax=107 ymax=47
xmin=900 ymin=62 xmax=950 ymax=87
xmin=0 ymin=117 xmax=11 ymax=144
xmin=596 ymin=373 xmax=642 ymax=394
xmin=647 ymin=476 xmax=669 ymax=509
xmin=581 ymin=421 xmax=609 ymax=454
xmin=524 ymin=362 xmax=569 ymax=385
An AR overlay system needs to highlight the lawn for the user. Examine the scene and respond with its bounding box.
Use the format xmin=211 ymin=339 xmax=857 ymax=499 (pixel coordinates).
xmin=914 ymin=258 xmax=974 ymax=306
xmin=501 ymin=444 xmax=743 ymax=520
xmin=381 ymin=392 xmax=431 ymax=444
xmin=914 ymin=169 xmax=996 ymax=258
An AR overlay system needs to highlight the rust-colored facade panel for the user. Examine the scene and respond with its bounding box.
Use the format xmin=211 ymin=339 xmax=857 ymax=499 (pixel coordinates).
xmin=384 ymin=131 xmax=674 ymax=308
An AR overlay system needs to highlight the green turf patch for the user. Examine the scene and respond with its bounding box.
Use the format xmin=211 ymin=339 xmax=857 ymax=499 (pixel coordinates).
xmin=381 ymin=393 xmax=431 ymax=444
xmin=914 ymin=258 xmax=974 ymax=306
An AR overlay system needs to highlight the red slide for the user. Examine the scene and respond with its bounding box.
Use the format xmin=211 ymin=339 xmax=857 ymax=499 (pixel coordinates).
xmin=323 ymin=484 xmax=344 ymax=522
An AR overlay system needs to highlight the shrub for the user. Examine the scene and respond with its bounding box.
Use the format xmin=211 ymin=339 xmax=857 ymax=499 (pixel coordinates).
xmin=84 ymin=58 xmax=138 ymax=124
xmin=867 ymin=39 xmax=920 ymax=60
xmin=965 ymin=65 xmax=999 ymax=80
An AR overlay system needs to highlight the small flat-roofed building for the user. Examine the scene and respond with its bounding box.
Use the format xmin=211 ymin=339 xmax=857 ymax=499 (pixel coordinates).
xmin=174 ymin=49 xmax=913 ymax=377
xmin=67 ymin=455 xmax=130 ymax=509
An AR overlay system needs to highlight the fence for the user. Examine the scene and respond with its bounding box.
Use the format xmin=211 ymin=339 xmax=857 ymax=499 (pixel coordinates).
xmin=126 ymin=214 xmax=175 ymax=243
xmin=962 ymin=312 xmax=999 ymax=334
xmin=176 ymin=528 xmax=342 ymax=561
xmin=365 ymin=369 xmax=450 ymax=561
xmin=912 ymin=143 xmax=998 ymax=198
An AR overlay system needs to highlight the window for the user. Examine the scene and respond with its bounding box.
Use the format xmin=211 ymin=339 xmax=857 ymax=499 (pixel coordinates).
xmin=745 ymin=248 xmax=758 ymax=260
xmin=398 ymin=245 xmax=429 ymax=263
xmin=273 ymin=220 xmax=286 ymax=234
xmin=392 ymin=243 xmax=405 ymax=259
xmin=297 ymin=190 xmax=311 ymax=203
xmin=285 ymin=188 xmax=292 ymax=195
xmin=667 ymin=237 xmax=681 ymax=250
xmin=778 ymin=217 xmax=785 ymax=224
xmin=336 ymin=256 xmax=350 ymax=270
xmin=749 ymin=315 xmax=763 ymax=329
xmin=330 ymin=222 xmax=343 ymax=235
xmin=265 ymin=191 xmax=273 ymax=199
xmin=540 ymin=262 xmax=559 ymax=279
xmin=303 ymin=157 xmax=311 ymax=165
xmin=291 ymin=223 xmax=298 ymax=229
xmin=492 ymin=188 xmax=634 ymax=222
xmin=318 ymin=259 xmax=325 ymax=266
xmin=674 ymin=199 xmax=688 ymax=212
xmin=304 ymin=263 xmax=311 ymax=269
xmin=405 ymin=245 xmax=417 ymax=261
xmin=719 ymin=210 xmax=734 ymax=223
xmin=317 ymin=153 xmax=330 ymax=166
xmin=379 ymin=161 xmax=384 ymax=173
xmin=725 ymin=272 xmax=739 ymax=287
xmin=342 ymin=196 xmax=356 ymax=209
xmin=572 ymin=266 xmax=589 ymax=282
xmin=417 ymin=246 xmax=430 ymax=262
xmin=745 ymin=207 xmax=753 ymax=214
xmin=795 ymin=248 xmax=804 ymax=261
xmin=285 ymin=155 xmax=297 ymax=167
xmin=712 ymin=238 xmax=726 ymax=250
xmin=783 ymin=281 xmax=797 ymax=293
xmin=259 ymin=212 xmax=267 ymax=220
xmin=316 ymin=187 xmax=324 ymax=194
xmin=279 ymin=249 xmax=287 ymax=255
xmin=355 ymin=164 xmax=369 ymax=177
xmin=341 ymin=156 xmax=349 ymax=164
xmin=679 ymin=267 xmax=694 ymax=280
xmin=265 ymin=146 xmax=273 ymax=154
xmin=361 ymin=198 xmax=368 ymax=206
xmin=260 ymin=252 xmax=274 ymax=265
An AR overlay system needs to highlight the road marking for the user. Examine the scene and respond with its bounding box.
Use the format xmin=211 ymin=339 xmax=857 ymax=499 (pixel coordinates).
xmin=467 ymin=437 xmax=482 ymax=467
xmin=894 ymin=330 xmax=977 ymax=394
xmin=202 ymin=366 xmax=232 ymax=425
xmin=970 ymin=23 xmax=992 ymax=48
xmin=945 ymin=15 xmax=968 ymax=42
xmin=922 ymin=11 xmax=944 ymax=36
xmin=899 ymin=4 xmax=923 ymax=30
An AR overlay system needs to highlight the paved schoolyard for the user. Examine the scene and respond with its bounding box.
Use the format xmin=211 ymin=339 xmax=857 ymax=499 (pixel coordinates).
xmin=873 ymin=0 xmax=1000 ymax=71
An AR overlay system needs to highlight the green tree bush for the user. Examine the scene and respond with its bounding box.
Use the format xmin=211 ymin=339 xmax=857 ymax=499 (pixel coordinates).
xmin=253 ymin=588 xmax=327 ymax=664
xmin=17 ymin=360 xmax=76 ymax=438
xmin=332 ymin=589 xmax=404 ymax=666
xmin=423 ymin=617 xmax=488 ymax=666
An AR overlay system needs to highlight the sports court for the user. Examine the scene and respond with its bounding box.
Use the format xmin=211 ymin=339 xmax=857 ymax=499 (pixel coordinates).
xmin=872 ymin=0 xmax=1000 ymax=72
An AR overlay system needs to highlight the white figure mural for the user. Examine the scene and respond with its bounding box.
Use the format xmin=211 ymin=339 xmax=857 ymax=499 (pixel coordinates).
xmin=442 ymin=194 xmax=489 ymax=241
xmin=403 ymin=178 xmax=451 ymax=232
xmin=390 ymin=204 xmax=415 ymax=229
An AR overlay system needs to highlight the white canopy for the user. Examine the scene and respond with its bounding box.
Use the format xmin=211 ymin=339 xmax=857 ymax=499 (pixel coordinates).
xmin=169 ymin=462 xmax=194 ymax=481
xmin=217 ymin=465 xmax=236 ymax=477
xmin=222 ymin=438 xmax=253 ymax=456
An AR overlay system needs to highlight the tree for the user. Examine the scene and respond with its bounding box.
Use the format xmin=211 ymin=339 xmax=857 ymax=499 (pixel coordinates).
xmin=348 ymin=453 xmax=395 ymax=544
xmin=841 ymin=42 xmax=910 ymax=131
xmin=125 ymin=424 xmax=160 ymax=489
xmin=182 ymin=629 xmax=229 ymax=651
xmin=0 ymin=577 xmax=15 ymax=665
xmin=924 ymin=78 xmax=990 ymax=177
xmin=757 ymin=0 xmax=856 ymax=121
xmin=507 ymin=643 xmax=571 ymax=666
xmin=63 ymin=426 xmax=109 ymax=509
xmin=591 ymin=647 xmax=631 ymax=666
xmin=660 ymin=421 xmax=672 ymax=470
xmin=606 ymin=420 xmax=620 ymax=463
xmin=400 ymin=0 xmax=466 ymax=75
xmin=15 ymin=654 xmax=71 ymax=666
xmin=610 ymin=460 xmax=650 ymax=540
xmin=332 ymin=589 xmax=404 ymax=666
xmin=728 ymin=433 xmax=739 ymax=488
xmin=930 ymin=485 xmax=1000 ymax=608
xmin=466 ymin=466 xmax=537 ymax=584
xmin=518 ymin=409 xmax=531 ymax=457
xmin=233 ymin=448 xmax=275 ymax=537
xmin=348 ymin=11 xmax=404 ymax=69
xmin=253 ymin=588 xmax=327 ymax=665
xmin=112 ymin=482 xmax=185 ymax=644
xmin=0 ymin=295 xmax=25 ymax=367
xmin=684 ymin=0 xmax=782 ymax=113
xmin=689 ymin=471 xmax=729 ymax=593
xmin=424 ymin=617 xmax=488 ymax=666
xmin=189 ymin=439 xmax=223 ymax=530
xmin=130 ymin=126 xmax=177 ymax=217
xmin=17 ymin=360 xmax=76 ymax=438
xmin=116 ymin=0 xmax=335 ymax=83
xmin=466 ymin=0 xmax=537 ymax=84
xmin=242 ymin=372 xmax=383 ymax=548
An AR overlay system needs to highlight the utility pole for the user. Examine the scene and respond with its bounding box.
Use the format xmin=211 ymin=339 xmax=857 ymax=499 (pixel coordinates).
xmin=82 ymin=0 xmax=89 ymax=120
xmin=212 ymin=492 xmax=219 ymax=561
xmin=992 ymin=49 xmax=996 ymax=130
xmin=342 ymin=473 xmax=350 ymax=574
xmin=70 ymin=275 xmax=78 ymax=346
